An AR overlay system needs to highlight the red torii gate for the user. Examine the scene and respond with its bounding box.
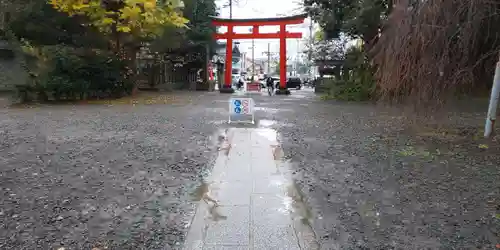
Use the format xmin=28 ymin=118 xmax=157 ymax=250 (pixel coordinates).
xmin=211 ymin=14 xmax=306 ymax=94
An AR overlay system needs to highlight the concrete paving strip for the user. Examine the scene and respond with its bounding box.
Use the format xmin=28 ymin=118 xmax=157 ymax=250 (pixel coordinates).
xmin=184 ymin=128 xmax=319 ymax=250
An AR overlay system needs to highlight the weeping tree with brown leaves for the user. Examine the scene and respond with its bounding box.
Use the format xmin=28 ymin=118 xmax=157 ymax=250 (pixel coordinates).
xmin=306 ymin=0 xmax=500 ymax=106
xmin=372 ymin=0 xmax=500 ymax=105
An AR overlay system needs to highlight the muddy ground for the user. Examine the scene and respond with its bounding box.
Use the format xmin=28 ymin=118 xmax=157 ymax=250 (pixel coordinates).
xmin=0 ymin=90 xmax=498 ymax=249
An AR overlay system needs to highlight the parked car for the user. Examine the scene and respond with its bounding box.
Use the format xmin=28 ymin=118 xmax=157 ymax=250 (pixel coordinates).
xmin=286 ymin=77 xmax=302 ymax=90
xmin=266 ymin=76 xmax=302 ymax=90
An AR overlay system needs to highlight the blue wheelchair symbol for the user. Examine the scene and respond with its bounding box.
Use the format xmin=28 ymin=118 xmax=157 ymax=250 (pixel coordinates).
xmin=234 ymin=107 xmax=242 ymax=114
xmin=233 ymin=100 xmax=241 ymax=106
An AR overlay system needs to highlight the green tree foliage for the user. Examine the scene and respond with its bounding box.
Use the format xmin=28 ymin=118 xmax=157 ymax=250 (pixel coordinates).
xmin=49 ymin=0 xmax=187 ymax=36
xmin=326 ymin=46 xmax=375 ymax=101
xmin=149 ymin=0 xmax=217 ymax=53
xmin=39 ymin=46 xmax=134 ymax=100
xmin=8 ymin=1 xmax=107 ymax=48
xmin=314 ymin=29 xmax=324 ymax=41
xmin=3 ymin=0 xmax=218 ymax=102
xmin=304 ymin=0 xmax=389 ymax=46
xmin=183 ymin=0 xmax=217 ymax=43
xmin=297 ymin=63 xmax=309 ymax=74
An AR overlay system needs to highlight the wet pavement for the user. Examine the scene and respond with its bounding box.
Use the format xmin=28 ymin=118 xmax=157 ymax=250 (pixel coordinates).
xmin=184 ymin=128 xmax=318 ymax=250
xmin=1 ymin=88 xmax=498 ymax=249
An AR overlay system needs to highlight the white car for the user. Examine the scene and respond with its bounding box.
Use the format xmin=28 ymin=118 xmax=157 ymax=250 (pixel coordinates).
xmin=258 ymin=78 xmax=266 ymax=88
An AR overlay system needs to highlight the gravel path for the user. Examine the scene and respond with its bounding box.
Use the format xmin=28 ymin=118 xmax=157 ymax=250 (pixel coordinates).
xmin=0 ymin=94 xmax=227 ymax=249
xmin=255 ymin=89 xmax=500 ymax=249
xmin=0 ymin=90 xmax=498 ymax=249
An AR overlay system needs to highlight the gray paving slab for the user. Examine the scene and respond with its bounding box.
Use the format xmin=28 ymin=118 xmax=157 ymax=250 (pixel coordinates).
xmin=203 ymin=245 xmax=249 ymax=250
xmin=204 ymin=205 xmax=250 ymax=245
xmin=253 ymin=174 xmax=289 ymax=195
xmin=183 ymin=128 xmax=318 ymax=250
xmin=210 ymin=180 xmax=252 ymax=206
xmin=251 ymin=194 xmax=301 ymax=250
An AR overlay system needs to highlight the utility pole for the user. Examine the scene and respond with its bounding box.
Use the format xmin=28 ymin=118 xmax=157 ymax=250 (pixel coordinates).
xmin=295 ymin=39 xmax=300 ymax=76
xmin=267 ymin=43 xmax=271 ymax=74
xmin=205 ymin=44 xmax=210 ymax=82
xmin=308 ymin=19 xmax=313 ymax=77
xmin=229 ymin=0 xmax=232 ymax=19
xmin=485 ymin=51 xmax=500 ymax=138
xmin=262 ymin=43 xmax=279 ymax=75
xmin=241 ymin=52 xmax=247 ymax=72
xmin=252 ymin=39 xmax=255 ymax=80
xmin=248 ymin=27 xmax=255 ymax=81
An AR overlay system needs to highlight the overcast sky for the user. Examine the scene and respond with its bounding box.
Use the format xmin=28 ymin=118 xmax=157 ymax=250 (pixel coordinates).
xmin=215 ymin=0 xmax=316 ymax=60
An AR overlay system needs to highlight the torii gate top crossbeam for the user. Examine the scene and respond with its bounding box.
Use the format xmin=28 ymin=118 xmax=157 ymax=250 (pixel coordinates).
xmin=214 ymin=32 xmax=302 ymax=39
xmin=210 ymin=13 xmax=307 ymax=27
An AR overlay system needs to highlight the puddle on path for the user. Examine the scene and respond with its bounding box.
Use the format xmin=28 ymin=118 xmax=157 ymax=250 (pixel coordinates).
xmin=207 ymin=204 xmax=227 ymax=221
xmin=254 ymin=107 xmax=293 ymax=113
xmin=258 ymin=119 xmax=277 ymax=127
xmin=254 ymin=127 xmax=279 ymax=142
xmin=208 ymin=120 xmax=226 ymax=125
xmin=191 ymin=182 xmax=209 ymax=202
xmin=216 ymin=128 xmax=232 ymax=156
xmin=205 ymin=107 xmax=227 ymax=114
xmin=262 ymin=129 xmax=316 ymax=241
xmin=272 ymin=145 xmax=283 ymax=161
xmin=191 ymin=181 xmax=227 ymax=222
xmin=286 ymin=182 xmax=314 ymax=227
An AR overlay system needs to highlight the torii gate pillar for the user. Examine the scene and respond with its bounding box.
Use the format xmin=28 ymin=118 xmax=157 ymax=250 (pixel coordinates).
xmin=211 ymin=14 xmax=306 ymax=94
xmin=279 ymin=24 xmax=287 ymax=93
xmin=224 ymin=25 xmax=234 ymax=92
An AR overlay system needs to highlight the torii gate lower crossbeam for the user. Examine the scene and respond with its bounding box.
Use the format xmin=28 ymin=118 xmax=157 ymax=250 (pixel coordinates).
xmin=211 ymin=14 xmax=306 ymax=94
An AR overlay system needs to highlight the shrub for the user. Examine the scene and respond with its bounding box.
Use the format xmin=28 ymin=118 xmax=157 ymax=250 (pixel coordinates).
xmin=325 ymin=47 xmax=376 ymax=101
xmin=327 ymin=69 xmax=375 ymax=101
xmin=33 ymin=46 xmax=134 ymax=101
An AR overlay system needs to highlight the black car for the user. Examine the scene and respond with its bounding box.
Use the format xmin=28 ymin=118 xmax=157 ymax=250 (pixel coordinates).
xmin=267 ymin=77 xmax=302 ymax=90
xmin=286 ymin=77 xmax=302 ymax=90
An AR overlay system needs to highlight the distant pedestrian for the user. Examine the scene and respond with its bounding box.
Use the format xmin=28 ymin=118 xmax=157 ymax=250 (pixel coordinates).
xmin=237 ymin=78 xmax=244 ymax=90
xmin=266 ymin=77 xmax=274 ymax=95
